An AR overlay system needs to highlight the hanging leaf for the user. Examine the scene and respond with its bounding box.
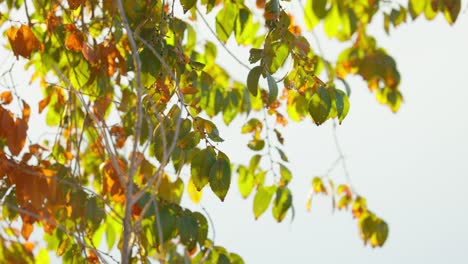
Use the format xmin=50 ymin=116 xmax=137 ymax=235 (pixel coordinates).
xmin=272 ymin=187 xmax=292 ymax=222
xmin=308 ymin=86 xmax=331 ymax=125
xmin=247 ymin=66 xmax=263 ymax=96
xmin=333 ymin=89 xmax=350 ymax=124
xmin=177 ymin=212 xmax=199 ymax=251
xmin=6 ymin=25 xmax=43 ymax=59
xmin=216 ymin=2 xmax=239 ymax=43
xmin=209 ymin=151 xmax=231 ymax=201
xmin=279 ymin=164 xmax=292 ymax=186
xmin=191 ymin=147 xmax=216 ymax=191
xmin=181 ymin=0 xmax=197 ymax=13
xmin=0 ymin=91 xmax=13 ymax=105
xmin=253 ymin=185 xmax=277 ymax=219
xmin=238 ymin=165 xmax=255 ymax=198
xmin=266 ymin=73 xmax=278 ymax=105
xmin=188 ymin=177 xmax=203 ymax=204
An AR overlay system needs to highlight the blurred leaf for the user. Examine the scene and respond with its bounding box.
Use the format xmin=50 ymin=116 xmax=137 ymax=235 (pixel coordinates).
xmin=253 ymin=185 xmax=277 ymax=219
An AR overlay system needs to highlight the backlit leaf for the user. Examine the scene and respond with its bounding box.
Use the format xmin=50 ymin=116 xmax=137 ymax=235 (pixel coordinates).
xmin=209 ymin=151 xmax=231 ymax=201
xmin=308 ymin=86 xmax=331 ymax=125
xmin=191 ymin=147 xmax=216 ymax=191
xmin=181 ymin=0 xmax=197 ymax=13
xmin=272 ymin=187 xmax=292 ymax=222
xmin=253 ymin=185 xmax=277 ymax=219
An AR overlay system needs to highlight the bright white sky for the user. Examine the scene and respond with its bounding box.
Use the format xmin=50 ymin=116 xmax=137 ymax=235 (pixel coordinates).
xmin=1 ymin=2 xmax=468 ymax=264
xmin=182 ymin=4 xmax=468 ymax=264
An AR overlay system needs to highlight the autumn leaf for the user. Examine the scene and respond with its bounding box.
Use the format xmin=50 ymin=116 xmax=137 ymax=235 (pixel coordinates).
xmin=7 ymin=25 xmax=43 ymax=59
xmin=0 ymin=91 xmax=13 ymax=105
xmin=68 ymin=0 xmax=84 ymax=10
xmin=65 ymin=32 xmax=84 ymax=52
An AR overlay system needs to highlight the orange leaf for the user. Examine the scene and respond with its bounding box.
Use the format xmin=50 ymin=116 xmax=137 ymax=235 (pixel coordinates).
xmin=7 ymin=118 xmax=28 ymax=156
xmin=82 ymin=42 xmax=97 ymax=64
xmin=68 ymin=0 xmax=84 ymax=10
xmin=0 ymin=106 xmax=14 ymax=139
xmin=93 ymin=93 xmax=112 ymax=120
xmin=7 ymin=25 xmax=43 ymax=59
xmin=38 ymin=95 xmax=51 ymax=113
xmin=181 ymin=85 xmax=198 ymax=95
xmin=21 ymin=220 xmax=34 ymax=240
xmin=65 ymin=32 xmax=84 ymax=52
xmin=23 ymin=242 xmax=35 ymax=253
xmin=22 ymin=100 xmax=31 ymax=123
xmin=0 ymin=91 xmax=13 ymax=104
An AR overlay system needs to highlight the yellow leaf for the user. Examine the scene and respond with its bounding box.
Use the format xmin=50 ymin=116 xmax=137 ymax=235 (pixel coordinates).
xmin=188 ymin=177 xmax=202 ymax=204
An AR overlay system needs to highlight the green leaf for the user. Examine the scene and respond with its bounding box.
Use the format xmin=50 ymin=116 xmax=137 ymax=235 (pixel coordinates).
xmin=312 ymin=0 xmax=328 ymax=18
xmin=155 ymin=205 xmax=178 ymax=244
xmin=272 ymin=187 xmax=292 ymax=222
xmin=253 ymin=185 xmax=277 ymax=219
xmin=193 ymin=212 xmax=208 ymax=245
xmin=216 ymin=2 xmax=239 ymax=43
xmin=266 ymin=73 xmax=278 ymax=105
xmin=85 ymin=196 xmax=105 ymax=229
xmin=409 ymin=0 xmax=426 ymax=18
xmin=247 ymin=66 xmax=263 ymax=96
xmin=238 ymin=165 xmax=255 ymax=198
xmin=191 ymin=147 xmax=216 ymax=191
xmin=371 ymin=218 xmax=389 ymax=247
xmin=177 ymin=212 xmax=199 ymax=251
xmin=334 ymin=89 xmax=350 ymax=124
xmin=249 ymin=49 xmax=263 ymax=64
xmin=276 ymin=147 xmax=288 ymax=162
xmin=308 ymin=86 xmax=331 ymax=125
xmin=279 ymin=164 xmax=292 ymax=186
xmin=248 ymin=154 xmax=262 ymax=172
xmin=247 ymin=139 xmax=265 ymax=151
xmin=304 ymin=0 xmax=320 ymax=30
xmin=209 ymin=151 xmax=231 ymax=201
xmin=241 ymin=118 xmax=263 ymax=134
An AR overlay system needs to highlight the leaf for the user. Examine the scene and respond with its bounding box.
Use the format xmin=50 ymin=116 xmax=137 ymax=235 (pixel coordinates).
xmin=334 ymin=89 xmax=350 ymax=124
xmin=238 ymin=165 xmax=255 ymax=198
xmin=272 ymin=187 xmax=292 ymax=222
xmin=279 ymin=164 xmax=292 ymax=186
xmin=191 ymin=147 xmax=216 ymax=191
xmin=0 ymin=91 xmax=13 ymax=105
xmin=409 ymin=0 xmax=426 ymax=18
xmin=308 ymin=86 xmax=331 ymax=125
xmin=253 ymin=185 xmax=277 ymax=219
xmin=209 ymin=151 xmax=231 ymax=201
xmin=312 ymin=0 xmax=328 ymax=18
xmin=247 ymin=139 xmax=265 ymax=151
xmin=216 ymin=2 xmax=239 ymax=43
xmin=276 ymin=147 xmax=288 ymax=162
xmin=443 ymin=0 xmax=461 ymax=24
xmin=65 ymin=32 xmax=83 ymax=52
xmin=248 ymin=155 xmax=262 ymax=172
xmin=249 ymin=48 xmax=263 ymax=64
xmin=177 ymin=212 xmax=199 ymax=251
xmin=370 ymin=218 xmax=389 ymax=247
xmin=241 ymin=118 xmax=263 ymax=134
xmin=7 ymin=118 xmax=28 ymax=156
xmin=68 ymin=0 xmax=84 ymax=10
xmin=85 ymin=196 xmax=105 ymax=229
xmin=155 ymin=205 xmax=178 ymax=244
xmin=193 ymin=212 xmax=208 ymax=245
xmin=181 ymin=0 xmax=197 ymax=13
xmin=304 ymin=0 xmax=320 ymax=30
xmin=6 ymin=25 xmax=43 ymax=59
xmin=247 ymin=66 xmax=263 ymax=96
xmin=312 ymin=177 xmax=327 ymax=194
xmin=188 ymin=177 xmax=202 ymax=204
xmin=266 ymin=73 xmax=278 ymax=105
